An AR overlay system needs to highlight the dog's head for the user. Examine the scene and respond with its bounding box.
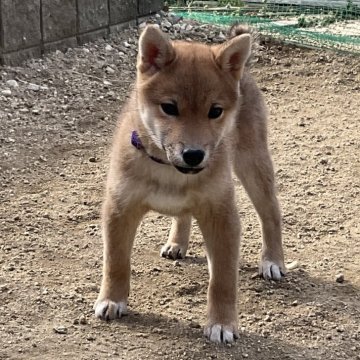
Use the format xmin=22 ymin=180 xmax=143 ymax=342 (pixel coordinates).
xmin=136 ymin=25 xmax=251 ymax=174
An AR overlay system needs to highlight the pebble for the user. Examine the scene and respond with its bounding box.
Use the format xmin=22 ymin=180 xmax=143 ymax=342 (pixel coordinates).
xmin=105 ymin=66 xmax=115 ymax=74
xmin=173 ymin=260 xmax=181 ymax=267
xmin=6 ymin=80 xmax=19 ymax=88
xmin=105 ymin=44 xmax=113 ymax=51
xmin=0 ymin=284 xmax=9 ymax=292
xmin=286 ymin=260 xmax=299 ymax=270
xmin=74 ymin=315 xmax=87 ymax=325
xmin=1 ymin=89 xmax=12 ymax=96
xmin=27 ymin=83 xmax=40 ymax=91
xmin=335 ymin=273 xmax=344 ymax=283
xmin=162 ymin=20 xmax=172 ymax=29
xmin=53 ymin=326 xmax=68 ymax=334
xmin=139 ymin=22 xmax=147 ymax=29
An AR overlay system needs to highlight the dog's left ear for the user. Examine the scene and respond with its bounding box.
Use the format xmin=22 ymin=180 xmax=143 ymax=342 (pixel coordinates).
xmin=214 ymin=34 xmax=251 ymax=80
xmin=138 ymin=25 xmax=175 ymax=75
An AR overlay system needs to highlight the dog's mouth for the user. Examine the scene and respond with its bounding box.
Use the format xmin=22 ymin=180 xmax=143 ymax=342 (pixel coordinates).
xmin=174 ymin=166 xmax=204 ymax=174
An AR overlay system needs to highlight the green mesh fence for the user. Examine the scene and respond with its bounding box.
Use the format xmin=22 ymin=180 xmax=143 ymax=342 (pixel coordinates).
xmin=169 ymin=1 xmax=360 ymax=53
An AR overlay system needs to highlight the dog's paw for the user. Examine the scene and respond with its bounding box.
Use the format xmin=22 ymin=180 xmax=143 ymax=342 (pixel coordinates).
xmin=160 ymin=243 xmax=187 ymax=260
xmin=94 ymin=300 xmax=128 ymax=320
xmin=204 ymin=324 xmax=239 ymax=344
xmin=259 ymin=259 xmax=286 ymax=281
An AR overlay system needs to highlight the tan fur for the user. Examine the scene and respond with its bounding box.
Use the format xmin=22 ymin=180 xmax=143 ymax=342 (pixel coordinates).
xmin=94 ymin=25 xmax=285 ymax=343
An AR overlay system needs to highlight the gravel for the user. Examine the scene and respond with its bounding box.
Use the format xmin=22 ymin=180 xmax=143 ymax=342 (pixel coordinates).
xmin=0 ymin=10 xmax=359 ymax=360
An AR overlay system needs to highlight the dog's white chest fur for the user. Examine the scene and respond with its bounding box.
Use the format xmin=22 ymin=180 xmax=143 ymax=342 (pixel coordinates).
xmin=141 ymin=166 xmax=195 ymax=215
xmin=145 ymin=191 xmax=191 ymax=214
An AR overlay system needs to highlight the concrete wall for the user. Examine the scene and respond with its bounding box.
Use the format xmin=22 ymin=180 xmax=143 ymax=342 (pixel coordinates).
xmin=0 ymin=0 xmax=163 ymax=65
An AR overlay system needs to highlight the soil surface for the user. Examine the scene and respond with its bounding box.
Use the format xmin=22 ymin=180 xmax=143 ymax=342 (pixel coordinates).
xmin=0 ymin=14 xmax=359 ymax=360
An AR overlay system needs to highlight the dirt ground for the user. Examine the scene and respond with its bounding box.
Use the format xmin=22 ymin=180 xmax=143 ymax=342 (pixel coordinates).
xmin=0 ymin=17 xmax=359 ymax=360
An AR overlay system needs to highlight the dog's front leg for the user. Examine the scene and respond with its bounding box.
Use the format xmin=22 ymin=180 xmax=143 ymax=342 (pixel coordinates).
xmin=94 ymin=195 xmax=145 ymax=320
xmin=195 ymin=195 xmax=241 ymax=343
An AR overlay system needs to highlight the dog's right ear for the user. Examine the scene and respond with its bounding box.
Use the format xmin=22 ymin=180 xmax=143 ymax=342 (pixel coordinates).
xmin=137 ymin=25 xmax=175 ymax=75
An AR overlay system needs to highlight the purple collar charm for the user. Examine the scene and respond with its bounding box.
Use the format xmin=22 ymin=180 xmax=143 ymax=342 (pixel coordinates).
xmin=131 ymin=131 xmax=168 ymax=165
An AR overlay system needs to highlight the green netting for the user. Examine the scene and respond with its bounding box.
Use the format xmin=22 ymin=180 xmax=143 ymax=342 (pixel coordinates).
xmin=169 ymin=1 xmax=360 ymax=53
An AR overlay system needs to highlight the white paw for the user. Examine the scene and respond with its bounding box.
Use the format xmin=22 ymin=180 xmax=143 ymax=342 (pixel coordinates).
xmin=259 ymin=260 xmax=285 ymax=281
xmin=160 ymin=243 xmax=187 ymax=259
xmin=94 ymin=300 xmax=127 ymax=320
xmin=204 ymin=324 xmax=238 ymax=344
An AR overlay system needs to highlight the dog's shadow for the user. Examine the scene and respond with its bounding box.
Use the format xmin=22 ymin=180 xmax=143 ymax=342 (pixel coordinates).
xmin=108 ymin=266 xmax=359 ymax=359
xmin=114 ymin=310 xmax=317 ymax=359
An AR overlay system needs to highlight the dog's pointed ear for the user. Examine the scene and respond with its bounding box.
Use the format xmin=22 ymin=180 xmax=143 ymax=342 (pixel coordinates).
xmin=214 ymin=34 xmax=251 ymax=80
xmin=138 ymin=25 xmax=175 ymax=74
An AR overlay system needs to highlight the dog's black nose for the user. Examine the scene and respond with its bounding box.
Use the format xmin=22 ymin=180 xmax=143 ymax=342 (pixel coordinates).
xmin=182 ymin=149 xmax=205 ymax=167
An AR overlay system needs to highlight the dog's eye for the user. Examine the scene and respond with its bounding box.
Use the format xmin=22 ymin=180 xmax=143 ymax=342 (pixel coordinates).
xmin=208 ymin=106 xmax=223 ymax=119
xmin=161 ymin=103 xmax=179 ymax=116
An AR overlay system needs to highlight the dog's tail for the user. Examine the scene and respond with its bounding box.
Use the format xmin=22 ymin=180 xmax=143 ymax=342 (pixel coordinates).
xmin=228 ymin=23 xmax=259 ymax=68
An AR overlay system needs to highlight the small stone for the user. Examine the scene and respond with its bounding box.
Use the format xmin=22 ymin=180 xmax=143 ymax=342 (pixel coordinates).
xmin=88 ymin=157 xmax=96 ymax=163
xmin=139 ymin=22 xmax=147 ymax=29
xmin=53 ymin=326 xmax=67 ymax=334
xmin=1 ymin=89 xmax=12 ymax=96
xmin=0 ymin=284 xmax=9 ymax=292
xmin=103 ymin=80 xmax=112 ymax=86
xmin=105 ymin=44 xmax=113 ymax=51
xmin=79 ymin=315 xmax=87 ymax=325
xmin=291 ymin=300 xmax=298 ymax=306
xmin=326 ymin=334 xmax=332 ymax=340
xmin=28 ymin=83 xmax=40 ymax=91
xmin=320 ymin=158 xmax=328 ymax=165
xmin=105 ymin=66 xmax=115 ymax=74
xmin=335 ymin=273 xmax=344 ymax=283
xmin=264 ymin=315 xmax=272 ymax=322
xmin=6 ymin=80 xmax=19 ymax=88
xmin=189 ymin=322 xmax=201 ymax=329
xmin=286 ymin=260 xmax=299 ymax=270
xmin=162 ymin=20 xmax=172 ymax=29
xmin=173 ymin=260 xmax=181 ymax=267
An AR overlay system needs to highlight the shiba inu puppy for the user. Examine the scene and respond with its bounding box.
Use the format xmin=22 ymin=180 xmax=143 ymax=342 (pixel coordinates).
xmin=94 ymin=24 xmax=285 ymax=343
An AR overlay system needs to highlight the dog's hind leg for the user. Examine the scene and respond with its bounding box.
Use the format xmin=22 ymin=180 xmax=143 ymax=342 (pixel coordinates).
xmin=160 ymin=215 xmax=191 ymax=259
xmin=233 ymin=149 xmax=285 ymax=280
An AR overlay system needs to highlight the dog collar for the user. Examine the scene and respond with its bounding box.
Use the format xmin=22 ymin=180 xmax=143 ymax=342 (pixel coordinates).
xmin=131 ymin=131 xmax=169 ymax=165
